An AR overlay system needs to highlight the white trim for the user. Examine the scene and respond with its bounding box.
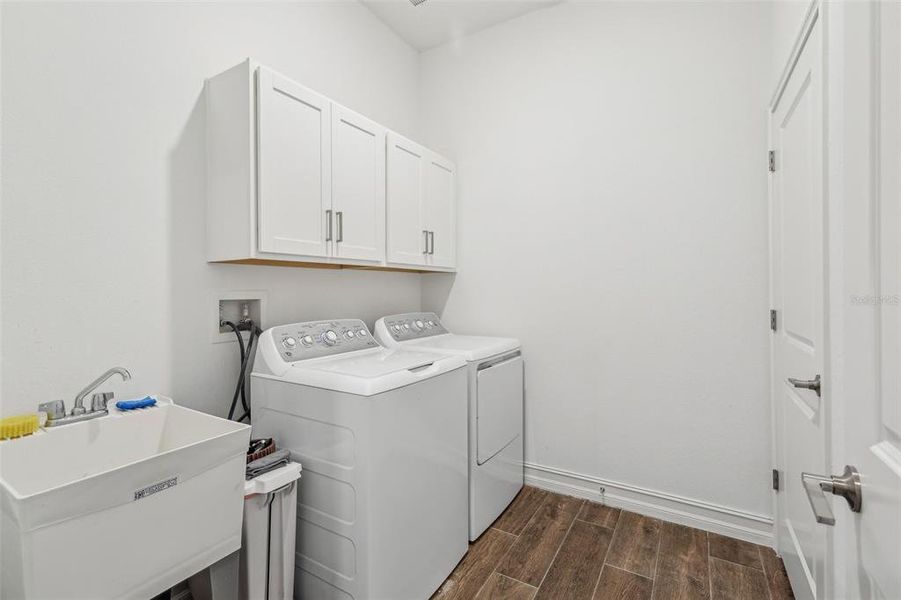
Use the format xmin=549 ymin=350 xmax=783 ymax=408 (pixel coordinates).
xmin=524 ymin=462 xmax=774 ymax=547
xmin=768 ymin=0 xmax=828 ymax=569
xmin=771 ymin=0 xmax=820 ymax=113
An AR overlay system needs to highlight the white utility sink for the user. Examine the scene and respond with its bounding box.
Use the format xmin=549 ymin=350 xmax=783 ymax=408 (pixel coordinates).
xmin=0 ymin=397 xmax=250 ymax=600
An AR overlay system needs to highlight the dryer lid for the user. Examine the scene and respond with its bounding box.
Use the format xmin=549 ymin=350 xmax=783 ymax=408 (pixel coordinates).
xmin=399 ymin=334 xmax=520 ymax=363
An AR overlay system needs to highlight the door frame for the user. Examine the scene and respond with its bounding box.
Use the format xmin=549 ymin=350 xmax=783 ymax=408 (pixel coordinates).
xmin=767 ymin=0 xmax=835 ymax=597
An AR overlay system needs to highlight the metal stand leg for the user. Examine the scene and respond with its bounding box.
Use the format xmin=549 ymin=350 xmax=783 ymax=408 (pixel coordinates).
xmin=188 ymin=551 xmax=239 ymax=600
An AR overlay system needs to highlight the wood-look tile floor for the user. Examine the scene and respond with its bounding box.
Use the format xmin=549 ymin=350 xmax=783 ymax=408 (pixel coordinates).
xmin=432 ymin=487 xmax=794 ymax=600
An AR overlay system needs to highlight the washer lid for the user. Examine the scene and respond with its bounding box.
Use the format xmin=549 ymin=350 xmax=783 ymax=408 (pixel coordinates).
xmin=303 ymin=348 xmax=444 ymax=378
xmin=399 ymin=334 xmax=521 ymax=363
xmin=261 ymin=348 xmax=466 ymax=396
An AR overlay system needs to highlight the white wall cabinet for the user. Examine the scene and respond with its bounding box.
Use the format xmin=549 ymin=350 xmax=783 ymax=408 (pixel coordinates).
xmin=256 ymin=68 xmax=331 ymax=257
xmin=331 ymin=105 xmax=386 ymax=262
xmin=424 ymin=154 xmax=457 ymax=268
xmin=386 ymin=133 xmax=457 ymax=269
xmin=386 ymin=134 xmax=427 ymax=266
xmin=206 ymin=59 xmax=454 ymax=272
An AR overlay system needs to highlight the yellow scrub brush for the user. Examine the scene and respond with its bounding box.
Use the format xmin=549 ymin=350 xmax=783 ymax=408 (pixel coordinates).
xmin=0 ymin=414 xmax=40 ymax=440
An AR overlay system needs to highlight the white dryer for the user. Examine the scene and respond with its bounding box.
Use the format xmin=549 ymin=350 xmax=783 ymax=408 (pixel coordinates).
xmin=374 ymin=313 xmax=523 ymax=541
xmin=251 ymin=319 xmax=468 ymax=600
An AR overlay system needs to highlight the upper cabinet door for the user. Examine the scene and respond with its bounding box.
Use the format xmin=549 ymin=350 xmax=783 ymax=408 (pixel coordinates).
xmin=332 ymin=105 xmax=386 ymax=262
xmin=424 ymin=154 xmax=456 ymax=268
xmin=256 ymin=67 xmax=331 ymax=257
xmin=386 ymin=134 xmax=427 ymax=266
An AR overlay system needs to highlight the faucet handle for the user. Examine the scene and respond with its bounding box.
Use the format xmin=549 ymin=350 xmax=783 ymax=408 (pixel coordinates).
xmin=91 ymin=392 xmax=115 ymax=413
xmin=39 ymin=400 xmax=66 ymax=421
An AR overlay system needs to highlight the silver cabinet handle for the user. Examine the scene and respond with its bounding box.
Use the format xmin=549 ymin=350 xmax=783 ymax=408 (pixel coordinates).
xmin=325 ymin=210 xmax=333 ymax=242
xmin=801 ymin=465 xmax=862 ymax=525
xmin=788 ymin=374 xmax=821 ymax=397
xmin=423 ymin=230 xmax=429 ymax=254
xmin=429 ymin=231 xmax=435 ymax=255
xmin=336 ymin=211 xmax=343 ymax=243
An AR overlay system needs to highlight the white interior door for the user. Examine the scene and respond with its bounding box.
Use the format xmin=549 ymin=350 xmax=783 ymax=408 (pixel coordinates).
xmin=256 ymin=67 xmax=331 ymax=257
xmin=331 ymin=105 xmax=385 ymax=262
xmin=836 ymin=2 xmax=901 ymax=598
xmin=386 ymin=133 xmax=426 ymax=266
xmin=424 ymin=154 xmax=456 ymax=269
xmin=770 ymin=15 xmax=826 ymax=600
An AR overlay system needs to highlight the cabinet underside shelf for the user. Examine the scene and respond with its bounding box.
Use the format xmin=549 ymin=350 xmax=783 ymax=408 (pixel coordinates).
xmin=212 ymin=258 xmax=453 ymax=274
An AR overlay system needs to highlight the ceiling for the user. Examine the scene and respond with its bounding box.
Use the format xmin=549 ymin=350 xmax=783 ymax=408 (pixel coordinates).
xmin=362 ymin=0 xmax=561 ymax=52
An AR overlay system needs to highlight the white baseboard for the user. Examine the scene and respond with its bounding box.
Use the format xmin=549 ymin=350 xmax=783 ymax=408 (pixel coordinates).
xmin=524 ymin=462 xmax=774 ymax=547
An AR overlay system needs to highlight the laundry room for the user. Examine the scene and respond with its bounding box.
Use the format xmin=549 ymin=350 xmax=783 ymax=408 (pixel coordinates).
xmin=1 ymin=1 xmax=898 ymax=599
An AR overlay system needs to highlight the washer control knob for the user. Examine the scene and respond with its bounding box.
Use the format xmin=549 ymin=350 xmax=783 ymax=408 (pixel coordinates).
xmin=301 ymin=335 xmax=314 ymax=347
xmin=356 ymin=329 xmax=368 ymax=337
xmin=392 ymin=324 xmax=401 ymax=333
xmin=321 ymin=330 xmax=339 ymax=345
xmin=403 ymin=322 xmax=410 ymax=330
xmin=344 ymin=330 xmax=355 ymax=339
xmin=413 ymin=319 xmax=424 ymax=331
xmin=283 ymin=337 xmax=297 ymax=348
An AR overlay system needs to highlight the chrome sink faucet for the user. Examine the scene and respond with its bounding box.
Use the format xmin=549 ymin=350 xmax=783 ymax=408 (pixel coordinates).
xmin=39 ymin=367 xmax=132 ymax=427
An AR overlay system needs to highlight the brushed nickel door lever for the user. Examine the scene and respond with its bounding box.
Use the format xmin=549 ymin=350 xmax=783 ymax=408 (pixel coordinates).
xmin=788 ymin=374 xmax=821 ymax=397
xmin=801 ymin=465 xmax=862 ymax=525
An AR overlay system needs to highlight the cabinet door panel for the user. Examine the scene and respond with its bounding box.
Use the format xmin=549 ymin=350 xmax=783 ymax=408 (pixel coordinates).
xmin=387 ymin=134 xmax=426 ymax=266
xmin=424 ymin=154 xmax=456 ymax=268
xmin=256 ymin=67 xmax=331 ymax=257
xmin=332 ymin=106 xmax=385 ymax=262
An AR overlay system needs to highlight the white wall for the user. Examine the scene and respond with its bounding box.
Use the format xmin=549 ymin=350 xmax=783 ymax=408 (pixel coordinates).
xmin=420 ymin=2 xmax=775 ymax=519
xmin=0 ymin=2 xmax=422 ymax=417
xmin=2 ymin=0 xmax=788 ymax=531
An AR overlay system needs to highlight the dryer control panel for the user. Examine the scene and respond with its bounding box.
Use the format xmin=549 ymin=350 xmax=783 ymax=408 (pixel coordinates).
xmin=270 ymin=319 xmax=379 ymax=362
xmin=382 ymin=312 xmax=448 ymax=341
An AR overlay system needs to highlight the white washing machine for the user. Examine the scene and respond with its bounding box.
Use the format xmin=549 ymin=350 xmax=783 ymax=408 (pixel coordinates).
xmin=374 ymin=313 xmax=523 ymax=541
xmin=251 ymin=319 xmax=469 ymax=600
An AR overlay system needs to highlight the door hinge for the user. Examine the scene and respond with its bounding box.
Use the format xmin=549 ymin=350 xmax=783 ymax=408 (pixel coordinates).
xmin=770 ymin=309 xmax=778 ymax=332
xmin=773 ymin=468 xmax=781 ymax=491
xmin=768 ymin=150 xmax=776 ymax=173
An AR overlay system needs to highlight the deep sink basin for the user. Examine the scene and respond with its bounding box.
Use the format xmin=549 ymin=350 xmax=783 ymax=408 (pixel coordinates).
xmin=0 ymin=398 xmax=250 ymax=600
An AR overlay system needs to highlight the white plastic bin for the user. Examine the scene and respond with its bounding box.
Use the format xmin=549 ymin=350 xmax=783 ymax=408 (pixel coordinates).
xmin=240 ymin=462 xmax=302 ymax=600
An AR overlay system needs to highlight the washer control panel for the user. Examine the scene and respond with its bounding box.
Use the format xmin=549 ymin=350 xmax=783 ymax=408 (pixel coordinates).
xmin=384 ymin=312 xmax=447 ymax=341
xmin=271 ymin=319 xmax=379 ymax=362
